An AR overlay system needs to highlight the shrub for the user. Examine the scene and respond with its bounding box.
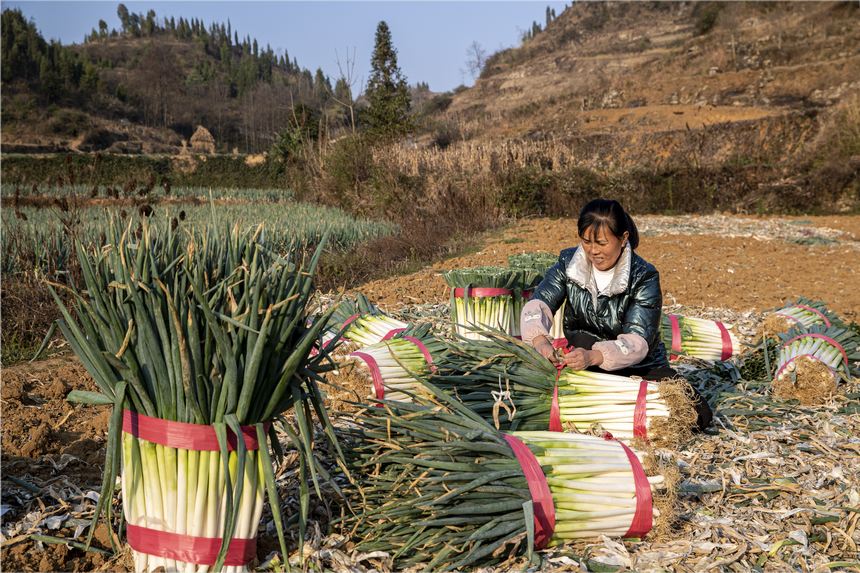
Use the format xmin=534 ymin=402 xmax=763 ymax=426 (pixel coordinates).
xmin=495 ymin=166 xmax=554 ymax=216
xmin=694 ymin=3 xmax=723 ymax=36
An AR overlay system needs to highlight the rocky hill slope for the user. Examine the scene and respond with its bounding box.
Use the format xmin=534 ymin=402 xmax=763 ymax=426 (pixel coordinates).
xmin=434 ymin=2 xmax=859 ymax=170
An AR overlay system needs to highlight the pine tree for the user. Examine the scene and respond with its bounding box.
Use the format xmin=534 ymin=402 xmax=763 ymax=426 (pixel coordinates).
xmin=364 ymin=21 xmax=410 ymax=139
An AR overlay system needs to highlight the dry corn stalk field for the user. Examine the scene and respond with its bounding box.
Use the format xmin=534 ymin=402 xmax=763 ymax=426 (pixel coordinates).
xmin=1 ymin=214 xmax=859 ymax=572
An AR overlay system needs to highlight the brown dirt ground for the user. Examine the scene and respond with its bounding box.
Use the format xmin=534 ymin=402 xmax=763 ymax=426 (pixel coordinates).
xmin=2 ymin=214 xmax=858 ymax=572
xmin=360 ymin=215 xmax=860 ymax=321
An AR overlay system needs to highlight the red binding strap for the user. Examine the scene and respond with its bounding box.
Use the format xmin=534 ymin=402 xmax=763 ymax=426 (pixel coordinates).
xmin=794 ymin=304 xmax=832 ymax=328
xmin=381 ymin=328 xmax=406 ymax=341
xmin=126 ymin=524 xmax=255 ymax=566
xmin=668 ymin=315 xmax=682 ymax=360
xmin=783 ymin=333 xmax=849 ymax=367
xmin=603 ymin=434 xmax=653 ymax=538
xmin=452 ymin=287 xmax=514 ymax=298
xmin=122 ymin=411 xmax=263 ymax=451
xmin=549 ymin=366 xmax=563 ymax=432
xmin=716 ymin=321 xmax=733 ymax=361
xmin=402 ymin=336 xmax=437 ymax=373
xmin=633 ymin=379 xmax=648 ymax=441
xmin=350 ymin=351 xmax=385 ymax=400
xmin=342 ymin=314 xmax=360 ymax=329
xmin=503 ymin=434 xmax=555 ymax=550
xmin=551 ymin=338 xmax=571 ymax=352
xmin=523 ymin=289 xmax=533 ymax=300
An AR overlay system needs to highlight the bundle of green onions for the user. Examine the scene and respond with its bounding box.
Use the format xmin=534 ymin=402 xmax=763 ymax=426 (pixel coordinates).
xmin=346 ymin=324 xmax=447 ymax=402
xmin=342 ymin=387 xmax=671 ymax=570
xmin=443 ymin=266 xmax=540 ymax=340
xmin=508 ymin=252 xmax=565 ymax=339
xmin=772 ymin=324 xmax=860 ymax=404
xmin=51 ymin=222 xmax=343 ymax=572
xmin=660 ymin=314 xmax=741 ymax=361
xmin=432 ymin=333 xmax=697 ymax=447
xmin=323 ymin=293 xmax=407 ymax=349
xmin=762 ymin=297 xmax=841 ymax=337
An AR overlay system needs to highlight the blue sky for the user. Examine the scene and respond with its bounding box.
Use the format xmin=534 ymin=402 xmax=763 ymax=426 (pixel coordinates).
xmin=6 ymin=1 xmax=568 ymax=92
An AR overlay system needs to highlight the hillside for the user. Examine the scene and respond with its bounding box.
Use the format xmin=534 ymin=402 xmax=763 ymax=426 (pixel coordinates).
xmin=1 ymin=6 xmax=350 ymax=154
xmin=432 ymin=2 xmax=860 ymax=171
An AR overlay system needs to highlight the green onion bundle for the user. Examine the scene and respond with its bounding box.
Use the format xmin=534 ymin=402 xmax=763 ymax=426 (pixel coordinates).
xmin=432 ymin=333 xmax=697 ymax=447
xmin=508 ymin=252 xmax=565 ymax=339
xmin=443 ymin=267 xmax=540 ymax=340
xmin=772 ymin=324 xmax=860 ymax=404
xmin=762 ymin=297 xmax=841 ymax=337
xmin=660 ymin=314 xmax=741 ymax=361
xmin=513 ymin=431 xmax=669 ymax=542
xmin=51 ymin=222 xmax=342 ymax=572
xmin=347 ymin=326 xmax=448 ymax=402
xmin=324 ymin=293 xmax=407 ymax=349
xmin=342 ymin=388 xmax=670 ymax=570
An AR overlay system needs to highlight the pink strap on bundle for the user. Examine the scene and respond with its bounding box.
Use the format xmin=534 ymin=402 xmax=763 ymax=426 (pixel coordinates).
xmin=549 ymin=382 xmax=562 ymax=432
xmin=551 ymin=338 xmax=570 ymax=352
xmin=342 ymin=314 xmax=360 ymax=329
xmin=126 ymin=524 xmax=256 ymax=566
xmin=402 ymin=336 xmax=437 ymax=373
xmin=783 ymin=333 xmax=849 ymax=367
xmin=716 ymin=321 xmax=733 ymax=361
xmin=633 ymin=379 xmax=648 ymax=441
xmin=602 ymin=434 xmax=653 ymax=538
xmin=503 ymin=434 xmax=556 ymax=550
xmin=350 ymin=351 xmax=385 ymax=400
xmin=381 ymin=328 xmax=407 ymax=341
xmin=522 ymin=289 xmax=533 ymax=300
xmin=122 ymin=411 xmax=264 ymax=451
xmin=452 ymin=287 xmax=514 ymax=298
xmin=668 ymin=315 xmax=682 ymax=360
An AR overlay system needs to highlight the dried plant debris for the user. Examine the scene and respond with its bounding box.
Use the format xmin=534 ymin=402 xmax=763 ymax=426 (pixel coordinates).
xmin=638 ymin=214 xmax=856 ymax=248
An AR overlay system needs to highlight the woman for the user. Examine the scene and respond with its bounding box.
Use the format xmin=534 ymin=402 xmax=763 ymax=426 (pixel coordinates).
xmin=520 ymin=199 xmax=712 ymax=429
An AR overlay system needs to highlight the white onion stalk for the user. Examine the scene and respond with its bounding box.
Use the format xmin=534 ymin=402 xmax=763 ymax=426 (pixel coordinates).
xmin=343 ymin=314 xmax=408 ymax=347
xmin=122 ymin=435 xmax=265 ymax=573
xmin=549 ymin=302 xmax=566 ymax=340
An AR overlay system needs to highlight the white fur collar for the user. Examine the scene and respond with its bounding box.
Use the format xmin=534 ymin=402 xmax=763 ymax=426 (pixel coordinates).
xmin=566 ymin=245 xmax=632 ymax=304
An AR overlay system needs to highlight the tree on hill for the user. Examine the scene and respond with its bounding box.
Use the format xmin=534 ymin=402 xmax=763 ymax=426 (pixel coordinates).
xmin=364 ymin=20 xmax=411 ymax=139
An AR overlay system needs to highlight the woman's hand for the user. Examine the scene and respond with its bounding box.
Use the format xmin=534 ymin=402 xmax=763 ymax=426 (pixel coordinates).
xmin=562 ymin=348 xmax=603 ymax=370
xmin=533 ymin=335 xmax=559 ymax=365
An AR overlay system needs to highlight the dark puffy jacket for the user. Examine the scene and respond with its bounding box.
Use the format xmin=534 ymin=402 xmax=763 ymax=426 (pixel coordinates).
xmin=532 ymin=246 xmax=668 ymax=370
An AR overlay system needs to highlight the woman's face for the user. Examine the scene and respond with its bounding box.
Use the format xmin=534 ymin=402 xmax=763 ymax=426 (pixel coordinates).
xmin=579 ymin=224 xmax=628 ymax=271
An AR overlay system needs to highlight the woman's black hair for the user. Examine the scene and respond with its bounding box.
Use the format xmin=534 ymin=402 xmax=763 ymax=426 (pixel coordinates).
xmin=577 ymin=199 xmax=640 ymax=249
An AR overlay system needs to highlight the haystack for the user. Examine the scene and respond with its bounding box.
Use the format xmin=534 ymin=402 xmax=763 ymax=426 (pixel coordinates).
xmin=189 ymin=125 xmax=215 ymax=154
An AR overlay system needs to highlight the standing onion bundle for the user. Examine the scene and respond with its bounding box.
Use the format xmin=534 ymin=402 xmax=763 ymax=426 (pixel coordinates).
xmin=53 ymin=222 xmax=343 ymax=572
xmin=661 ymin=314 xmax=740 ymax=362
xmin=443 ymin=267 xmax=539 ymax=340
xmin=772 ymin=324 xmax=860 ymax=404
xmin=431 ymin=333 xmax=697 ymax=447
xmin=346 ymin=325 xmax=447 ymax=402
xmin=762 ymin=297 xmax=841 ymax=337
xmin=341 ymin=388 xmax=672 ymax=571
xmin=508 ymin=252 xmax=565 ymax=339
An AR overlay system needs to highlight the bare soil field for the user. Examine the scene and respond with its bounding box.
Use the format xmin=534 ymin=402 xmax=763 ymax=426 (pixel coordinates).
xmin=1 ymin=214 xmax=858 ymax=572
xmin=362 ymin=215 xmax=860 ymax=320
